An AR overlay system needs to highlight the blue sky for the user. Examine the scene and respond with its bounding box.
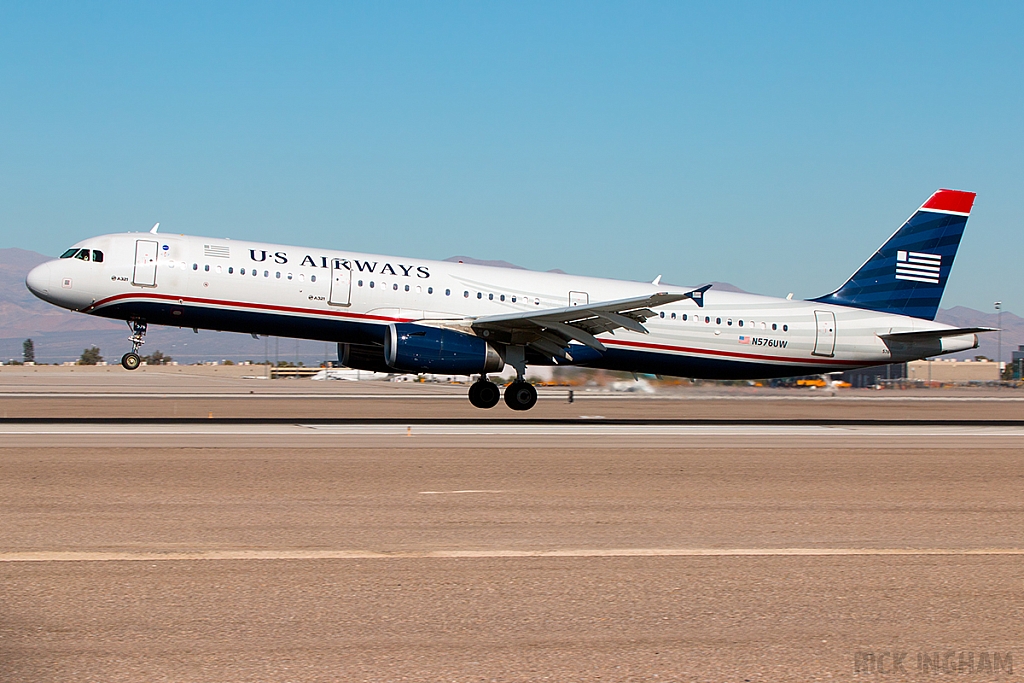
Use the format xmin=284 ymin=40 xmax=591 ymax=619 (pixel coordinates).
xmin=1 ymin=1 xmax=1021 ymax=312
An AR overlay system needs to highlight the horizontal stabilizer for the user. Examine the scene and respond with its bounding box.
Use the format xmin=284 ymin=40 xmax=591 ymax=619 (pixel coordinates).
xmin=878 ymin=327 xmax=996 ymax=342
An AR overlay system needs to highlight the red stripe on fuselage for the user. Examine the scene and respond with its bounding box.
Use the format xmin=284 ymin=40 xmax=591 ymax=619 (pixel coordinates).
xmin=83 ymin=292 xmax=416 ymax=323
xmin=88 ymin=292 xmax=863 ymax=367
xmin=602 ymin=337 xmax=863 ymax=367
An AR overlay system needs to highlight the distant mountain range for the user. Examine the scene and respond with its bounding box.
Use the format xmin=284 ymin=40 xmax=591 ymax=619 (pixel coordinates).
xmin=1 ymin=248 xmax=1018 ymax=365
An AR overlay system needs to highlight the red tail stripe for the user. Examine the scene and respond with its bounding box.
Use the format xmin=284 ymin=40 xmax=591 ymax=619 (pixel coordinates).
xmin=922 ymin=189 xmax=976 ymax=214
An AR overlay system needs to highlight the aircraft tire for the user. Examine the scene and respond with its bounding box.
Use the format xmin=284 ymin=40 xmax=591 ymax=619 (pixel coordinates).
xmin=468 ymin=380 xmax=501 ymax=409
xmin=121 ymin=352 xmax=141 ymax=371
xmin=503 ymin=381 xmax=537 ymax=411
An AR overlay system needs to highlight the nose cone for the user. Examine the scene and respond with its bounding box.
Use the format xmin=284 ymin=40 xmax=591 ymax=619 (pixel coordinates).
xmin=25 ymin=261 xmax=52 ymax=300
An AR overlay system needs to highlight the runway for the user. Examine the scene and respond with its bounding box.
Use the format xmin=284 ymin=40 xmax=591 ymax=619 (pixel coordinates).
xmin=2 ymin=382 xmax=1023 ymax=681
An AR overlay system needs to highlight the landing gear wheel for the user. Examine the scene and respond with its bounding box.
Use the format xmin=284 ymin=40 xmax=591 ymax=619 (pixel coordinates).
xmin=121 ymin=352 xmax=141 ymax=371
xmin=504 ymin=381 xmax=538 ymax=411
xmin=468 ymin=380 xmax=501 ymax=409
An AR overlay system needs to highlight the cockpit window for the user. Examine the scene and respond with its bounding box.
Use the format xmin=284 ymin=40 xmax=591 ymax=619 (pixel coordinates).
xmin=91 ymin=250 xmax=103 ymax=262
xmin=60 ymin=249 xmax=78 ymax=258
xmin=74 ymin=249 xmax=90 ymax=261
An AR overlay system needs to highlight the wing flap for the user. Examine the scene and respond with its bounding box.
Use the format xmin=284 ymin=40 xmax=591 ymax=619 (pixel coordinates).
xmin=471 ymin=287 xmax=711 ymax=362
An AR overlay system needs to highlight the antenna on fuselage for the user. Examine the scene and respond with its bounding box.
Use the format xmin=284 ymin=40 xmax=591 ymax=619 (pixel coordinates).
xmin=150 ymin=223 xmax=160 ymax=234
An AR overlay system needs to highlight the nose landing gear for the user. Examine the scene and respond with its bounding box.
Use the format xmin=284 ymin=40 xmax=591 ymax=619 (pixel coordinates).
xmin=121 ymin=320 xmax=147 ymax=371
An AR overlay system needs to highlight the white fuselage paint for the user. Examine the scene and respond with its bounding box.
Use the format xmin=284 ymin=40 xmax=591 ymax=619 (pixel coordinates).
xmin=26 ymin=232 xmax=977 ymax=377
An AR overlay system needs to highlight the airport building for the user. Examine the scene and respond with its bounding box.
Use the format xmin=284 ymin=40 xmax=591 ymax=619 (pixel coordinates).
xmin=906 ymin=358 xmax=1001 ymax=383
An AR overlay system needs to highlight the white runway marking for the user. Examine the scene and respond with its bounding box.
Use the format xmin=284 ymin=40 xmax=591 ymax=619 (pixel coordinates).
xmin=2 ymin=548 xmax=1023 ymax=562
xmin=1 ymin=424 xmax=1023 ymax=437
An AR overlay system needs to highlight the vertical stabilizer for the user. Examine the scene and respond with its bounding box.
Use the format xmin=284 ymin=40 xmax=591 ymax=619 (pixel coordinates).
xmin=811 ymin=189 xmax=975 ymax=320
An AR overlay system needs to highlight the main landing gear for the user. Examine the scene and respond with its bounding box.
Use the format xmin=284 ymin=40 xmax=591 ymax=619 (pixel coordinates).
xmin=503 ymin=380 xmax=537 ymax=411
xmin=468 ymin=379 xmax=501 ymax=409
xmin=466 ymin=377 xmax=537 ymax=411
xmin=120 ymin=320 xmax=147 ymax=371
xmin=466 ymin=345 xmax=539 ymax=411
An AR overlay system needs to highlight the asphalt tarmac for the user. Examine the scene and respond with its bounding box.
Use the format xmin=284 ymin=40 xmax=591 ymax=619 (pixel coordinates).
xmin=2 ymin=376 xmax=1022 ymax=681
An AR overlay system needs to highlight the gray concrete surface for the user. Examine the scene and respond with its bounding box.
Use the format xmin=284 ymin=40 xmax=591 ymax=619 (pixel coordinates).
xmin=1 ymin=377 xmax=1023 ymax=681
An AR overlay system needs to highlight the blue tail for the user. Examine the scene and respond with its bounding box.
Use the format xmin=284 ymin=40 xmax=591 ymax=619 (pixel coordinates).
xmin=811 ymin=189 xmax=976 ymax=321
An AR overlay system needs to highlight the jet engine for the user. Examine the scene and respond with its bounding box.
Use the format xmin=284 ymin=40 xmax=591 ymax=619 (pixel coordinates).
xmin=384 ymin=323 xmax=504 ymax=375
xmin=337 ymin=342 xmax=395 ymax=374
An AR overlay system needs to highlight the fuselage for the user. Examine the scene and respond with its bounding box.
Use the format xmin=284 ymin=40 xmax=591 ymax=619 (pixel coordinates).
xmin=25 ymin=231 xmax=977 ymax=378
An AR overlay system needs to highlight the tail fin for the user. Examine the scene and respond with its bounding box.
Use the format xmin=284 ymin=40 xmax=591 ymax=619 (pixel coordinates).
xmin=811 ymin=189 xmax=976 ymax=320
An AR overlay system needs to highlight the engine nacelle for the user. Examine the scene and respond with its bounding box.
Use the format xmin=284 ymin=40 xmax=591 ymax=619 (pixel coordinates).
xmin=385 ymin=323 xmax=504 ymax=375
xmin=337 ymin=343 xmax=394 ymax=374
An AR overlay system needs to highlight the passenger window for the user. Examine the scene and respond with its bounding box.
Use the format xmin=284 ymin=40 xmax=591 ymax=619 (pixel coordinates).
xmin=228 ymin=267 xmax=233 ymax=274
xmin=193 ymin=263 xmax=198 ymax=270
xmin=783 ymin=324 xmax=788 ymax=332
xmin=428 ymin=287 xmax=433 ymax=294
xmin=488 ymin=293 xmax=493 ymax=300
xmin=311 ymin=275 xmax=316 ymax=282
xmin=772 ymin=323 xmax=777 ymax=330
xmin=464 ymin=291 xmax=469 ymax=298
xmin=716 ymin=318 xmax=721 ymax=325
xmin=216 ymin=265 xmax=222 ymax=273
xmin=92 ymin=250 xmax=103 ymax=262
xmin=682 ymin=314 xmax=687 ymax=321
xmin=264 ymin=271 xmax=269 ymax=277
xmin=287 ymin=273 xmax=293 ymax=280
xmin=738 ymin=320 xmax=743 ymax=327
xmin=393 ymin=283 xmax=398 ymax=290
xmin=369 ymin=281 xmax=374 ymax=288
xmin=445 ymin=289 xmax=450 ymax=296
xmin=405 ymin=284 xmax=410 ymax=292
xmin=477 ymin=292 xmax=482 ymax=299
xmin=670 ymin=312 xmax=676 ymax=319
xmin=511 ymin=296 xmax=517 ymax=303
xmin=275 ymin=272 xmax=281 ymax=278
xmin=727 ymin=319 xmax=732 ymax=326
xmin=357 ymin=280 xmax=363 ymax=287
xmin=60 ymin=249 xmax=78 ymax=258
xmin=660 ymin=312 xmax=665 ymax=318
xmin=705 ymin=317 xmax=710 ymax=323
xmin=205 ymin=264 xmax=210 ymax=272
xmin=500 ymin=294 xmax=505 ymax=301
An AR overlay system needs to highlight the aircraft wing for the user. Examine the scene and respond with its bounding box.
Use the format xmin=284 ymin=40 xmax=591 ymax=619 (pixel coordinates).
xmin=878 ymin=327 xmax=997 ymax=342
xmin=470 ymin=287 xmax=710 ymax=361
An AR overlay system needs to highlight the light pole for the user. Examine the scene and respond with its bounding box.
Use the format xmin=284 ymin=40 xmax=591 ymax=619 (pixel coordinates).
xmin=995 ymin=301 xmax=1003 ymax=371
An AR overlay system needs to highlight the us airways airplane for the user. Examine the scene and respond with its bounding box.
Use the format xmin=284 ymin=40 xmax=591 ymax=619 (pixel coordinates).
xmin=25 ymin=189 xmax=992 ymax=410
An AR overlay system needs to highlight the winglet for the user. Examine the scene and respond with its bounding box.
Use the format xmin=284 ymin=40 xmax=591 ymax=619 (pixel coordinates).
xmin=150 ymin=223 xmax=160 ymax=234
xmin=652 ymin=275 xmax=661 ymax=285
xmin=682 ymin=284 xmax=712 ymax=308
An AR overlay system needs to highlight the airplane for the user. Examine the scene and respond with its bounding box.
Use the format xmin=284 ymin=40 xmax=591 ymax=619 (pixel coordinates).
xmin=25 ymin=188 xmax=993 ymax=411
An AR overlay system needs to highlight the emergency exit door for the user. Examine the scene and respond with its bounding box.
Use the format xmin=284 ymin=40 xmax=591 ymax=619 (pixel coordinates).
xmin=813 ymin=310 xmax=836 ymax=357
xmin=329 ymin=260 xmax=351 ymax=306
xmin=132 ymin=239 xmax=158 ymax=287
